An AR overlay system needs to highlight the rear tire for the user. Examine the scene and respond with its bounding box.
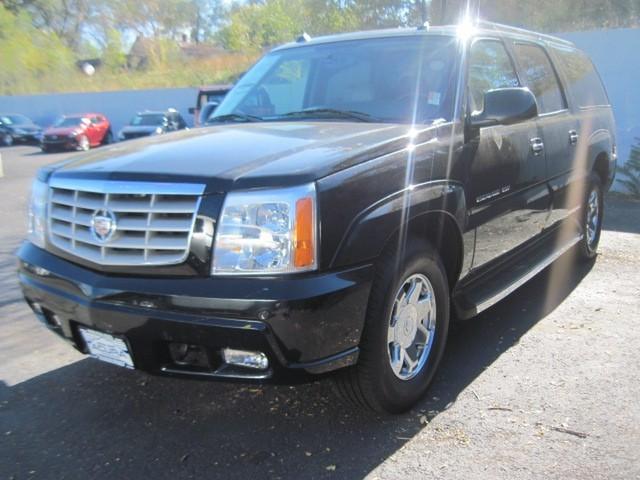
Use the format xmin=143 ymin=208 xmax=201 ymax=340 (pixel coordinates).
xmin=334 ymin=240 xmax=450 ymax=414
xmin=576 ymin=172 xmax=604 ymax=261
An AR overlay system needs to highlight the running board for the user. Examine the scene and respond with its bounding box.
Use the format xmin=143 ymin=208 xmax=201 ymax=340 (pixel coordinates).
xmin=453 ymin=233 xmax=583 ymax=320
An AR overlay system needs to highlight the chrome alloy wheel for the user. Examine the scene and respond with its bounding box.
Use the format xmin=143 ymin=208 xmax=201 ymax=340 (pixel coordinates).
xmin=586 ymin=188 xmax=600 ymax=247
xmin=387 ymin=273 xmax=437 ymax=380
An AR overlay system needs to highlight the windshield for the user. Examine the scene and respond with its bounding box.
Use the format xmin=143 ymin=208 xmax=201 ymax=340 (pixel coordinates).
xmin=130 ymin=114 xmax=166 ymax=126
xmin=1 ymin=114 xmax=31 ymax=125
xmin=53 ymin=117 xmax=84 ymax=127
xmin=212 ymin=35 xmax=458 ymax=124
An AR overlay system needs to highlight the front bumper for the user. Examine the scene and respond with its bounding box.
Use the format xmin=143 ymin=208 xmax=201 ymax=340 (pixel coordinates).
xmin=17 ymin=242 xmax=372 ymax=382
xmin=42 ymin=137 xmax=78 ymax=150
xmin=12 ymin=132 xmax=41 ymax=145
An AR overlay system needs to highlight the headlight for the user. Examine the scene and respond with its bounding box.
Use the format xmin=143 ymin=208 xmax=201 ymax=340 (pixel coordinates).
xmin=212 ymin=183 xmax=317 ymax=275
xmin=27 ymin=179 xmax=48 ymax=248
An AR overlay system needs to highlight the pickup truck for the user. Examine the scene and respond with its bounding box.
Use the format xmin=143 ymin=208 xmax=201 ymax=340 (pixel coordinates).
xmin=18 ymin=21 xmax=616 ymax=413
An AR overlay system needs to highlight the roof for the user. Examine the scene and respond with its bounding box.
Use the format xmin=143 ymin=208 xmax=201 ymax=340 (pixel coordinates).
xmin=272 ymin=21 xmax=574 ymax=52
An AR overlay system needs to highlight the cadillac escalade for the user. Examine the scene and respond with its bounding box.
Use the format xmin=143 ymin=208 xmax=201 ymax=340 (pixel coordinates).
xmin=18 ymin=21 xmax=616 ymax=413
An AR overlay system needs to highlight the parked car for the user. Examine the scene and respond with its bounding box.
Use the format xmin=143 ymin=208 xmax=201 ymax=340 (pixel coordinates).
xmin=189 ymin=85 xmax=232 ymax=126
xmin=0 ymin=114 xmax=42 ymax=146
xmin=118 ymin=109 xmax=187 ymax=141
xmin=41 ymin=114 xmax=112 ymax=152
xmin=19 ymin=22 xmax=615 ymax=413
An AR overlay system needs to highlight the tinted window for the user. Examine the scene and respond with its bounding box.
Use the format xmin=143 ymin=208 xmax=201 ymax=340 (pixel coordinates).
xmin=214 ymin=36 xmax=458 ymax=124
xmin=513 ymin=43 xmax=566 ymax=114
xmin=468 ymin=40 xmax=520 ymax=113
xmin=552 ymin=46 xmax=608 ymax=108
xmin=54 ymin=117 xmax=84 ymax=127
xmin=131 ymin=114 xmax=165 ymax=126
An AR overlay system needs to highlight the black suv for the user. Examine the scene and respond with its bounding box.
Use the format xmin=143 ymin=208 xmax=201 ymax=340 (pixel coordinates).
xmin=19 ymin=22 xmax=616 ymax=413
xmin=117 ymin=109 xmax=187 ymax=141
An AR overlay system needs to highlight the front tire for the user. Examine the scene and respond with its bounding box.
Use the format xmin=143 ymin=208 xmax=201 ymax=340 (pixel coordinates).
xmin=2 ymin=133 xmax=12 ymax=147
xmin=77 ymin=135 xmax=90 ymax=151
xmin=576 ymin=172 xmax=604 ymax=261
xmin=335 ymin=241 xmax=450 ymax=413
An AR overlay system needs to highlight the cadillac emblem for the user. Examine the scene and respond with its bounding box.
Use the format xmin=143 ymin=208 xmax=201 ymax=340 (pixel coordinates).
xmin=90 ymin=210 xmax=117 ymax=242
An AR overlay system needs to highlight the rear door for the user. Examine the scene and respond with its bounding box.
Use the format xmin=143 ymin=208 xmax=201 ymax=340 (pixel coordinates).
xmin=466 ymin=38 xmax=550 ymax=270
xmin=511 ymin=42 xmax=579 ymax=230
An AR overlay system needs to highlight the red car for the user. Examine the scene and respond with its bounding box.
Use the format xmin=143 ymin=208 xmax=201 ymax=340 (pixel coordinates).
xmin=41 ymin=113 xmax=112 ymax=152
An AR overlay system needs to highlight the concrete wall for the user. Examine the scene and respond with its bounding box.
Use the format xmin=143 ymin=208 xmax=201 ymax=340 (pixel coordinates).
xmin=0 ymin=27 xmax=638 ymax=168
xmin=0 ymin=87 xmax=198 ymax=134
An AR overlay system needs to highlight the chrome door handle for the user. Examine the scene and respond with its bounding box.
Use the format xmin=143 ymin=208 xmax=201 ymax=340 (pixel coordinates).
xmin=530 ymin=138 xmax=544 ymax=155
xmin=569 ymin=130 xmax=579 ymax=145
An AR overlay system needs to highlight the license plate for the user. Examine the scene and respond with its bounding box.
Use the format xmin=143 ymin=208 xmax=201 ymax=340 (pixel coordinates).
xmin=79 ymin=328 xmax=134 ymax=369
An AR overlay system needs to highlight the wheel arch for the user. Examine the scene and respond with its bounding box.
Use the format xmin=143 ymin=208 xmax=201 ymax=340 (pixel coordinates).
xmin=330 ymin=181 xmax=467 ymax=290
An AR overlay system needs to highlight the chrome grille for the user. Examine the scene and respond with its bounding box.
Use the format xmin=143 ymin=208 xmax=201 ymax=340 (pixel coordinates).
xmin=47 ymin=178 xmax=204 ymax=266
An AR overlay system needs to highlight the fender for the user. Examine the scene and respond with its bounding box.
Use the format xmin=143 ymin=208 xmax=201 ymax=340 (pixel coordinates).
xmin=329 ymin=180 xmax=467 ymax=270
xmin=585 ymin=128 xmax=615 ymax=186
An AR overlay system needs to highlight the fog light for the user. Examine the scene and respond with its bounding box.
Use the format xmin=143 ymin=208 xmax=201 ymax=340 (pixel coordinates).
xmin=222 ymin=348 xmax=269 ymax=370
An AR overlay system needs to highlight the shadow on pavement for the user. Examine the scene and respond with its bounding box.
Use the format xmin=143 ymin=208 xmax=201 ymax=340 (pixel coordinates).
xmin=0 ymin=253 xmax=594 ymax=480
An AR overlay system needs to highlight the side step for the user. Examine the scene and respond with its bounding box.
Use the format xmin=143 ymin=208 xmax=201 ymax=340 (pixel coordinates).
xmin=453 ymin=232 xmax=583 ymax=320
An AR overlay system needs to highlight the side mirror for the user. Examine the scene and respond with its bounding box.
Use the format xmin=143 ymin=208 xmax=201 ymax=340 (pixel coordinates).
xmin=470 ymin=88 xmax=538 ymax=129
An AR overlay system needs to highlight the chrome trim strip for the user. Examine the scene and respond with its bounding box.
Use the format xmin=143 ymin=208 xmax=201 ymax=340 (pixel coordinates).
xmin=49 ymin=177 xmax=206 ymax=196
xmin=474 ymin=234 xmax=583 ymax=315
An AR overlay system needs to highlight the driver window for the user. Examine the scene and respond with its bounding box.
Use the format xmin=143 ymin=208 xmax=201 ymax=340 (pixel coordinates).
xmin=468 ymin=40 xmax=520 ymax=114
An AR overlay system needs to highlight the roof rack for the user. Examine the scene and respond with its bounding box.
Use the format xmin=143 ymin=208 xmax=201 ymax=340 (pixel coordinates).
xmin=474 ymin=20 xmax=574 ymax=46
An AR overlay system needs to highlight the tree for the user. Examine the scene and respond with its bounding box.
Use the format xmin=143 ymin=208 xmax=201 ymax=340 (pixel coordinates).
xmin=0 ymin=4 xmax=74 ymax=93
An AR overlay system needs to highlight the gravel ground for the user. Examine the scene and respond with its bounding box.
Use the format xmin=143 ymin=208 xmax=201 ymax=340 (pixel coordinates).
xmin=0 ymin=146 xmax=639 ymax=480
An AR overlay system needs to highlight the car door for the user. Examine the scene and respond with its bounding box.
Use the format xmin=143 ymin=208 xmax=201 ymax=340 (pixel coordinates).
xmin=465 ymin=38 xmax=551 ymax=270
xmin=510 ymin=42 xmax=579 ymax=230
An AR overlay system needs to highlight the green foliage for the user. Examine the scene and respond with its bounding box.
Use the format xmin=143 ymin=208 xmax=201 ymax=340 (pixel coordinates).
xmin=102 ymin=29 xmax=126 ymax=72
xmin=618 ymin=140 xmax=640 ymax=199
xmin=0 ymin=5 xmax=74 ymax=94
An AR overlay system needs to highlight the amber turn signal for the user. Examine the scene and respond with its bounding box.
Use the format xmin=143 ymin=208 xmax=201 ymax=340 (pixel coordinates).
xmin=294 ymin=197 xmax=315 ymax=268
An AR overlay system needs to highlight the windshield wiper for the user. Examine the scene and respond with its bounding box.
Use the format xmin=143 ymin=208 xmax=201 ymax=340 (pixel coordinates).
xmin=277 ymin=108 xmax=381 ymax=123
xmin=208 ymin=112 xmax=263 ymax=124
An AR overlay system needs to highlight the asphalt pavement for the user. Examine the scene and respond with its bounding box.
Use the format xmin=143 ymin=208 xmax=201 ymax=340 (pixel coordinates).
xmin=0 ymin=145 xmax=639 ymax=480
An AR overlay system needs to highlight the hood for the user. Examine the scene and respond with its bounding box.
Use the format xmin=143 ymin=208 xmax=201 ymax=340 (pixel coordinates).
xmin=11 ymin=124 xmax=41 ymax=133
xmin=48 ymin=122 xmax=436 ymax=193
xmin=45 ymin=126 xmax=82 ymax=136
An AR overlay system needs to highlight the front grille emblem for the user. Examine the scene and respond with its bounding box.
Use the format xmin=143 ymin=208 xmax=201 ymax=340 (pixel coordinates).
xmin=90 ymin=209 xmax=117 ymax=242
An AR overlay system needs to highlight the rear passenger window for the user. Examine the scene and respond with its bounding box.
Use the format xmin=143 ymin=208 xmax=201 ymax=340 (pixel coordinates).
xmin=468 ymin=40 xmax=520 ymax=114
xmin=552 ymin=46 xmax=609 ymax=108
xmin=513 ymin=43 xmax=566 ymax=114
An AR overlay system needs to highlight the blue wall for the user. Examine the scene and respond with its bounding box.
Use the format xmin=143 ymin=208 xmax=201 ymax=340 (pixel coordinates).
xmin=0 ymin=87 xmax=198 ymax=135
xmin=0 ymin=28 xmax=638 ymax=173
xmin=559 ymin=28 xmax=640 ymax=174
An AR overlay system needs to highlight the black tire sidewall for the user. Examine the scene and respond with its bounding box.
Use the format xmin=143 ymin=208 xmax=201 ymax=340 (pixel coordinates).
xmin=579 ymin=173 xmax=604 ymax=259
xmin=362 ymin=243 xmax=450 ymax=413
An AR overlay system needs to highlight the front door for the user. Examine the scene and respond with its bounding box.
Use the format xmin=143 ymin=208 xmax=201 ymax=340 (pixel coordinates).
xmin=465 ymin=38 xmax=550 ymax=270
